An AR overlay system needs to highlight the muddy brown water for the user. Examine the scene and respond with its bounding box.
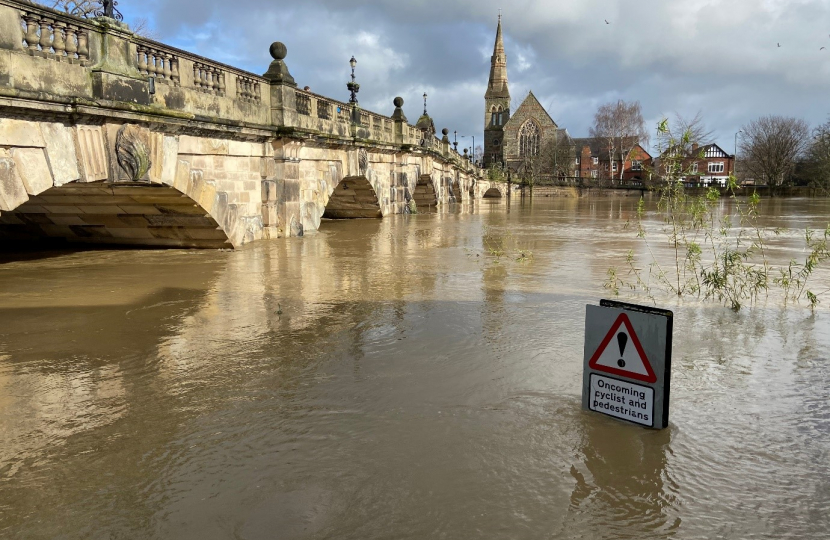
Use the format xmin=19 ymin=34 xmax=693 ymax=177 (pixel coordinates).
xmin=1 ymin=196 xmax=829 ymax=539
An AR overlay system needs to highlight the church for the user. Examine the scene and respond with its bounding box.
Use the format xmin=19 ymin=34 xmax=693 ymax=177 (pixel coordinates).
xmin=483 ymin=16 xmax=574 ymax=179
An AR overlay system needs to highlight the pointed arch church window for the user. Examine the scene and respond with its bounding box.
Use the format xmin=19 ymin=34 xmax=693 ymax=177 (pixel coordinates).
xmin=519 ymin=121 xmax=540 ymax=157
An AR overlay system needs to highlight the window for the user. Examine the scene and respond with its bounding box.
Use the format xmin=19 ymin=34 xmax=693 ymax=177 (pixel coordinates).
xmin=592 ymin=156 xmax=598 ymax=165
xmin=631 ymin=160 xmax=642 ymax=171
xmin=612 ymin=162 xmax=618 ymax=172
xmin=575 ymin=157 xmax=580 ymax=165
xmin=518 ymin=121 xmax=540 ymax=157
xmin=576 ymin=170 xmax=581 ymax=177
xmin=591 ymin=170 xmax=598 ymax=178
xmin=493 ymin=139 xmax=500 ymax=146
xmin=708 ymin=162 xmax=725 ymax=173
xmin=691 ymin=163 xmax=698 ymax=173
xmin=603 ymin=163 xmax=609 ymax=171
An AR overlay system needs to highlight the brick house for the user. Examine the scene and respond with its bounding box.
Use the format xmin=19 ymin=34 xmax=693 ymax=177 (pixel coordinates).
xmin=654 ymin=143 xmax=736 ymax=187
xmin=684 ymin=144 xmax=735 ymax=186
xmin=572 ymin=138 xmax=652 ymax=186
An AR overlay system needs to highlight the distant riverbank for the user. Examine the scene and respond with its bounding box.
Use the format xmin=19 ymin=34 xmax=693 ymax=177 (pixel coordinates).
xmin=515 ymin=184 xmax=828 ymax=198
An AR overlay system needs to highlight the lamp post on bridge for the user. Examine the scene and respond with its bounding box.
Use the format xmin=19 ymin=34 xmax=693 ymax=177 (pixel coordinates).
xmin=97 ymin=0 xmax=123 ymax=20
xmin=347 ymin=56 xmax=360 ymax=124
xmin=453 ymin=130 xmax=458 ymax=153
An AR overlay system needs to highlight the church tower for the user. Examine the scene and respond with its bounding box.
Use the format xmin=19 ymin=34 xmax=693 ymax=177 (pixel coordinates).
xmin=484 ymin=14 xmax=511 ymax=167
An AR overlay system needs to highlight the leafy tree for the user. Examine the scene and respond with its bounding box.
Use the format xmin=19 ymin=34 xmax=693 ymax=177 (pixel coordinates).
xmin=738 ymin=115 xmax=810 ymax=186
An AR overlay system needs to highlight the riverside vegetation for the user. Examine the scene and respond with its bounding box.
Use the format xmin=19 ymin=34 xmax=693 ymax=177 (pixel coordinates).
xmin=605 ymin=119 xmax=830 ymax=311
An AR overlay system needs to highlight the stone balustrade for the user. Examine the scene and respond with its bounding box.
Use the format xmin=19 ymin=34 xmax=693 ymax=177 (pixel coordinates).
xmin=236 ymin=75 xmax=261 ymax=102
xmin=0 ymin=0 xmax=482 ymax=172
xmin=136 ymin=44 xmax=179 ymax=84
xmin=19 ymin=7 xmax=90 ymax=63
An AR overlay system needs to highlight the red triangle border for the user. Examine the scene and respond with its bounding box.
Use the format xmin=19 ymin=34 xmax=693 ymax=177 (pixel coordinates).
xmin=588 ymin=313 xmax=657 ymax=383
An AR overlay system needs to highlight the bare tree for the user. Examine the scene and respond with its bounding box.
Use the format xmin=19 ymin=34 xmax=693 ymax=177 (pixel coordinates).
xmin=541 ymin=132 xmax=575 ymax=181
xmin=589 ymin=100 xmax=649 ymax=185
xmin=739 ymin=115 xmax=810 ymax=186
xmin=803 ymin=118 xmax=830 ymax=192
xmin=43 ymin=1 xmax=158 ymax=39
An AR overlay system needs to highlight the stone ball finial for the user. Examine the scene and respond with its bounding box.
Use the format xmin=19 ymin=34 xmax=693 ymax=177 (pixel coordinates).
xmin=269 ymin=42 xmax=287 ymax=60
xmin=442 ymin=128 xmax=449 ymax=136
xmin=393 ymin=96 xmax=404 ymax=108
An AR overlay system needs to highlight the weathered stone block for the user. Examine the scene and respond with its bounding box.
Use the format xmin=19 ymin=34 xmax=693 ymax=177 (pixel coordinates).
xmin=0 ymin=157 xmax=29 ymax=211
xmin=92 ymin=72 xmax=150 ymax=105
xmin=261 ymin=157 xmax=277 ymax=179
xmin=179 ymin=136 xmax=229 ymax=156
xmin=262 ymin=180 xmax=278 ymax=202
xmin=0 ymin=119 xmax=46 ymax=148
xmin=228 ymin=140 xmax=252 ymax=156
xmin=41 ymin=123 xmax=81 ymax=186
xmin=0 ymin=6 xmax=23 ymax=51
xmin=199 ymin=181 xmax=217 ymax=214
xmin=173 ymin=160 xmax=191 ymax=193
xmin=10 ymin=148 xmax=53 ymax=195
xmin=160 ymin=136 xmax=179 ymax=185
xmin=188 ymin=170 xmax=205 ymax=202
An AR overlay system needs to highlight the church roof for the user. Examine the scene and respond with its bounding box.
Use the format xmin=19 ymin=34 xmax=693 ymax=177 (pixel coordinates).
xmin=503 ymin=91 xmax=557 ymax=131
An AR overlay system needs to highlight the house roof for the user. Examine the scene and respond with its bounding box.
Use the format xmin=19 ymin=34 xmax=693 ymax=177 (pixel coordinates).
xmin=571 ymin=138 xmax=652 ymax=160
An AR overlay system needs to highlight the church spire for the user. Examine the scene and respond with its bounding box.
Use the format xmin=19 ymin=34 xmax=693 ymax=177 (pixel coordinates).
xmin=486 ymin=13 xmax=509 ymax=100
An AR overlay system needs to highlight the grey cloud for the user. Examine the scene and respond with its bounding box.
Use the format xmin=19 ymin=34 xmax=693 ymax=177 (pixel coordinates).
xmin=119 ymin=0 xmax=830 ymax=151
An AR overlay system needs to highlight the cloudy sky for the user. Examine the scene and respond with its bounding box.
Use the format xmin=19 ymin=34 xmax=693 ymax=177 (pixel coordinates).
xmin=118 ymin=0 xmax=830 ymax=155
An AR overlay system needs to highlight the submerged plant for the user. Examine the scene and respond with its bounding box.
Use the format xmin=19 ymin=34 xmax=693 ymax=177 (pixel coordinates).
xmin=610 ymin=118 xmax=829 ymax=311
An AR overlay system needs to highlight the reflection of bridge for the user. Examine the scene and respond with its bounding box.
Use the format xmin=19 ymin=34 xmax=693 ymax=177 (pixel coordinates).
xmin=0 ymin=0 xmax=506 ymax=248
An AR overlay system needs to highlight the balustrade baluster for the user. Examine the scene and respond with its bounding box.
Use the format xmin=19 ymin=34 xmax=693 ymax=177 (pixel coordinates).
xmin=52 ymin=22 xmax=66 ymax=56
xmin=77 ymin=30 xmax=88 ymax=60
xmin=137 ymin=46 xmax=148 ymax=73
xmin=24 ymin=15 xmax=39 ymax=50
xmin=38 ymin=18 xmax=53 ymax=53
xmin=65 ymin=26 xmax=78 ymax=58
xmin=170 ymin=58 xmax=180 ymax=83
xmin=162 ymin=54 xmax=172 ymax=79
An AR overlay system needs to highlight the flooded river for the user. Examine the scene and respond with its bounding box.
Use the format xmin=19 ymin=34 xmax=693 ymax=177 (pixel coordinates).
xmin=1 ymin=196 xmax=829 ymax=539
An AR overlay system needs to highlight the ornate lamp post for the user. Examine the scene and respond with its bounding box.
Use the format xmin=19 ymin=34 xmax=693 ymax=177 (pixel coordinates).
xmin=423 ymin=92 xmax=428 ymax=115
xmin=97 ymin=0 xmax=123 ymax=20
xmin=453 ymin=130 xmax=458 ymax=152
xmin=347 ymin=56 xmax=359 ymax=104
xmin=346 ymin=56 xmax=360 ymax=124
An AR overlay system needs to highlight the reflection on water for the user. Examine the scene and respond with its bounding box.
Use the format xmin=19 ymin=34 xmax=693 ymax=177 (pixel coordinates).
xmin=0 ymin=196 xmax=829 ymax=539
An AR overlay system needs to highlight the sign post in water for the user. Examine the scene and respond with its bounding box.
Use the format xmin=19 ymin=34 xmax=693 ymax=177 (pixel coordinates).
xmin=582 ymin=299 xmax=673 ymax=429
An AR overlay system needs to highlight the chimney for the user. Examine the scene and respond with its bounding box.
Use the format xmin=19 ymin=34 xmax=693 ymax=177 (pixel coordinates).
xmin=691 ymin=143 xmax=699 ymax=152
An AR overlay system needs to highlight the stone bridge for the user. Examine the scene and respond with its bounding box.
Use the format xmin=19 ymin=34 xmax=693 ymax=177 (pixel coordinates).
xmin=0 ymin=0 xmax=506 ymax=248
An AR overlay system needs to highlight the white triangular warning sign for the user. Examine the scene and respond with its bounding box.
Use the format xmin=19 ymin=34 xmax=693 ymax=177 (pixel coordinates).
xmin=588 ymin=313 xmax=656 ymax=383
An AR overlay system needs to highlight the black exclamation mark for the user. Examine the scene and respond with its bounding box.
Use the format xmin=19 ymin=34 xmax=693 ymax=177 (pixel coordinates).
xmin=617 ymin=332 xmax=628 ymax=368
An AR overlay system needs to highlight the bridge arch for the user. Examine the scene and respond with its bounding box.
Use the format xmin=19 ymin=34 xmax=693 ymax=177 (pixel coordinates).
xmin=482 ymin=187 xmax=503 ymax=198
xmin=0 ymin=177 xmax=233 ymax=248
xmin=412 ymin=174 xmax=438 ymax=212
xmin=322 ymin=176 xmax=382 ymax=219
